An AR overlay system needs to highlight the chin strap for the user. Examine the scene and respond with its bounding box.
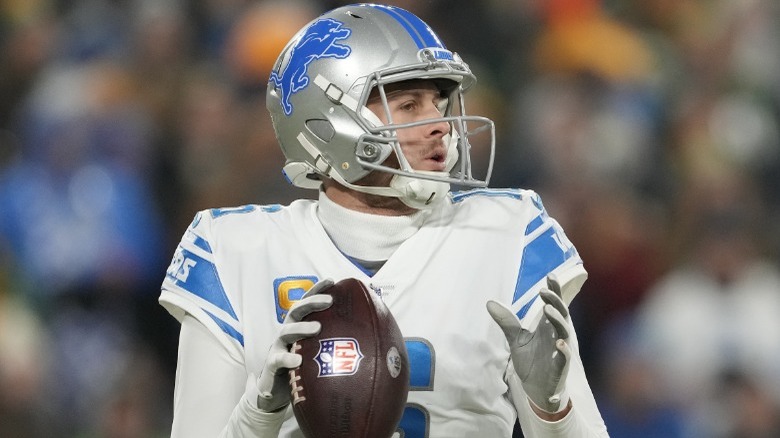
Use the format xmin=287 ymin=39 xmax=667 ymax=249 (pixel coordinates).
xmin=349 ymin=132 xmax=459 ymax=209
xmin=324 ymin=169 xmax=451 ymax=210
xmin=389 ymin=172 xmax=450 ymax=209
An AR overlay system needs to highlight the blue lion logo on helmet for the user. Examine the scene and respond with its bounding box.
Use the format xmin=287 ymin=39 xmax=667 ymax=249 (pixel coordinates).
xmin=270 ymin=18 xmax=352 ymax=116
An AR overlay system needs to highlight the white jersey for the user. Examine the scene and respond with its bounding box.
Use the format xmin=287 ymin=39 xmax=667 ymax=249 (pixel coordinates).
xmin=160 ymin=188 xmax=604 ymax=437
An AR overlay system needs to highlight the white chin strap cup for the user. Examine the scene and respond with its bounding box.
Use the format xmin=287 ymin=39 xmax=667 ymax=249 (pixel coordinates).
xmin=390 ymin=172 xmax=451 ymax=210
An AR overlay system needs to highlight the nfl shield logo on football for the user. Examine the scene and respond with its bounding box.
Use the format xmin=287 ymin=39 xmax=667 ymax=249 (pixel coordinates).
xmin=315 ymin=338 xmax=364 ymax=377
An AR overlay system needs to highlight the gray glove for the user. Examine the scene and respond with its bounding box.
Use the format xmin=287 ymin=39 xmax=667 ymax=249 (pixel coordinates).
xmin=256 ymin=279 xmax=334 ymax=412
xmin=486 ymin=275 xmax=572 ymax=413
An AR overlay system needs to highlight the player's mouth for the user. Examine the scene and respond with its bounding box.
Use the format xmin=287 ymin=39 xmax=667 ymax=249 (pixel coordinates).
xmin=422 ymin=148 xmax=447 ymax=171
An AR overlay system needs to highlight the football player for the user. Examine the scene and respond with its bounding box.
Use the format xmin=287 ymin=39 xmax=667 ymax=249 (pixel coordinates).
xmin=160 ymin=3 xmax=609 ymax=437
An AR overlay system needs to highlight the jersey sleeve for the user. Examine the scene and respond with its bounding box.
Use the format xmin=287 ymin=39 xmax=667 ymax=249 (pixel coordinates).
xmin=510 ymin=190 xmax=587 ymax=324
xmin=160 ymin=211 xmax=244 ymax=361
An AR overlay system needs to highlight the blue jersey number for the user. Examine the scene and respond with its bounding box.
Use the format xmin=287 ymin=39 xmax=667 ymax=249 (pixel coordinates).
xmin=398 ymin=338 xmax=434 ymax=438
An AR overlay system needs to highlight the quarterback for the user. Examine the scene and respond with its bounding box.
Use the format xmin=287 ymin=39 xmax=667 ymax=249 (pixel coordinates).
xmin=160 ymin=3 xmax=609 ymax=437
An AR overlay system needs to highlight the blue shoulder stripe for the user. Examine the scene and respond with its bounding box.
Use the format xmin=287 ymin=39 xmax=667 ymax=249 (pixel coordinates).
xmin=524 ymin=214 xmax=545 ymax=236
xmin=516 ymin=294 xmax=539 ymax=319
xmin=205 ymin=310 xmax=244 ymax=346
xmin=513 ymin=227 xmax=577 ymax=304
xmin=190 ymin=233 xmax=212 ymax=253
xmin=166 ymin=247 xmax=238 ymax=320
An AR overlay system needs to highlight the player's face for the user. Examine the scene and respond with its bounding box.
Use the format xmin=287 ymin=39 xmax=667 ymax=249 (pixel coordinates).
xmin=366 ymin=80 xmax=451 ymax=172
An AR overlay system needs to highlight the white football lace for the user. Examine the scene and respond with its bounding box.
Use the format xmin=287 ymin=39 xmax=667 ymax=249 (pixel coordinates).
xmin=289 ymin=342 xmax=306 ymax=405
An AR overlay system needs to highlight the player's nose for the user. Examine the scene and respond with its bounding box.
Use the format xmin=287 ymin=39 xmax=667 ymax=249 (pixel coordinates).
xmin=422 ymin=105 xmax=450 ymax=138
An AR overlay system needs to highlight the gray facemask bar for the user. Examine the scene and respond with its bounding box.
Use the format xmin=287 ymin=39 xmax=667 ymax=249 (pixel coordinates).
xmin=355 ymin=115 xmax=495 ymax=187
xmin=350 ymin=57 xmax=496 ymax=187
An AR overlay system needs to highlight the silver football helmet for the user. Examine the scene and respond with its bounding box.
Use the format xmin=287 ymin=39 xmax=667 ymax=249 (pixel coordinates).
xmin=266 ymin=3 xmax=495 ymax=209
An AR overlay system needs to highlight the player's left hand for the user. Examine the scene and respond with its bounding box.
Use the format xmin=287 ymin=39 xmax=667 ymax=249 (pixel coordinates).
xmin=486 ymin=274 xmax=572 ymax=414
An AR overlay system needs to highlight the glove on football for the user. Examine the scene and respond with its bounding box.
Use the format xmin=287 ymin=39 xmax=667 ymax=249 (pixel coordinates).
xmin=256 ymin=278 xmax=334 ymax=412
xmin=486 ymin=275 xmax=572 ymax=413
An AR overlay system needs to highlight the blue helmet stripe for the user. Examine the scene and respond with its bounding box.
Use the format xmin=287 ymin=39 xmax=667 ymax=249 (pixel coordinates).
xmin=369 ymin=5 xmax=445 ymax=50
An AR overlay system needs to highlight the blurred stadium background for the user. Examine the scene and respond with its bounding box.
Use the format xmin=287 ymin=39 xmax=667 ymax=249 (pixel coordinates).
xmin=2 ymin=0 xmax=780 ymax=436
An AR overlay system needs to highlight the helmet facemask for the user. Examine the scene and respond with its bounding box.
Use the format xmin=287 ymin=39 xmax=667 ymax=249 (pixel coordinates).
xmin=365 ymin=79 xmax=491 ymax=166
xmin=346 ymin=70 xmax=495 ymax=208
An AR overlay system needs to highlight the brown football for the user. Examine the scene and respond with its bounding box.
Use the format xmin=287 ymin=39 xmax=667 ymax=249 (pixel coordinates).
xmin=289 ymin=277 xmax=409 ymax=438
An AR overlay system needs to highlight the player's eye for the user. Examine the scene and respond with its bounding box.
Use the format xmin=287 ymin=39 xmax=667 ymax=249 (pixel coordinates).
xmin=398 ymin=100 xmax=417 ymax=112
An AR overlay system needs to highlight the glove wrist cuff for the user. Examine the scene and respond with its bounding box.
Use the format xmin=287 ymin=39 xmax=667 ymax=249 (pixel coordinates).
xmin=253 ymin=373 xmax=290 ymax=413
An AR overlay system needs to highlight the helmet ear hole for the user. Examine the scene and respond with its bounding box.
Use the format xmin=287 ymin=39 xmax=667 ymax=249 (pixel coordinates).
xmin=306 ymin=119 xmax=335 ymax=142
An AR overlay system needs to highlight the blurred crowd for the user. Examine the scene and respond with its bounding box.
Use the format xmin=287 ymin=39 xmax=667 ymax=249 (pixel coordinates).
xmin=1 ymin=0 xmax=780 ymax=437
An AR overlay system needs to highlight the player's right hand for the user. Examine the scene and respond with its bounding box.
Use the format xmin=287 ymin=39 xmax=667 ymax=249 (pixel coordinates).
xmin=255 ymin=279 xmax=334 ymax=412
xmin=486 ymin=275 xmax=572 ymax=414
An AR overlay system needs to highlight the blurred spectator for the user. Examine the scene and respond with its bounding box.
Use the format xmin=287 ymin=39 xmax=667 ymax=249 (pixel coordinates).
xmin=43 ymin=300 xmax=172 ymax=436
xmin=534 ymin=0 xmax=656 ymax=84
xmin=0 ymin=0 xmax=57 ymax=130
xmin=634 ymin=168 xmax=780 ymax=436
xmin=0 ymin=57 xmax=173 ymax=435
xmin=224 ymin=0 xmax=317 ymax=89
xmin=595 ymin=317 xmax=686 ymax=438
xmin=690 ymin=370 xmax=780 ymax=438
xmin=0 ymin=248 xmax=53 ymax=437
xmin=0 ymin=59 xmax=165 ymax=303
